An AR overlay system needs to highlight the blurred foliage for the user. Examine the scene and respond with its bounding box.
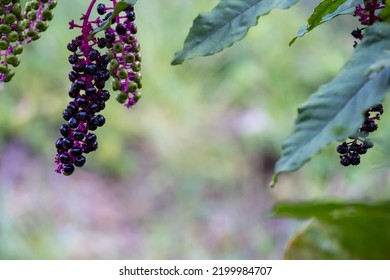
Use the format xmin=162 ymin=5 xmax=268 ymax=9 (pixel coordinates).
xmin=274 ymin=201 xmax=390 ymax=259
xmin=0 ymin=0 xmax=389 ymax=259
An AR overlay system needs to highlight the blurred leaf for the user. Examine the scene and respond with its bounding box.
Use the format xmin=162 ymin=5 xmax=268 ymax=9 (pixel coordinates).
xmin=272 ymin=23 xmax=390 ymax=187
xmin=381 ymin=2 xmax=390 ymax=22
xmin=289 ymin=0 xmax=362 ymax=46
xmin=273 ymin=201 xmax=390 ymax=259
xmin=171 ymin=0 xmax=299 ymax=65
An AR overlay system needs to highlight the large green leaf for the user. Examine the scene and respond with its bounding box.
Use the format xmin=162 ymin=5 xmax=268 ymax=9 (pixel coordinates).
xmin=273 ymin=201 xmax=390 ymax=259
xmin=289 ymin=0 xmax=363 ymax=46
xmin=272 ymin=23 xmax=390 ymax=187
xmin=171 ymin=0 xmax=299 ymax=65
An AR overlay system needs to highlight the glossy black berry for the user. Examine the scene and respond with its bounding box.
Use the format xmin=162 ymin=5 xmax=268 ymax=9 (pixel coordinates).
xmin=59 ymin=153 xmax=72 ymax=164
xmin=73 ymin=131 xmax=85 ymax=141
xmin=97 ymin=3 xmax=106 ymax=15
xmin=67 ymin=42 xmax=77 ymax=52
xmin=97 ymin=38 xmax=107 ymax=48
xmin=68 ymin=117 xmax=79 ymax=129
xmin=97 ymin=115 xmax=106 ymax=126
xmin=68 ymin=54 xmax=78 ymax=64
xmin=337 ymin=143 xmax=348 ymax=154
xmin=62 ymin=138 xmax=74 ymax=150
xmin=116 ymin=24 xmax=127 ymax=35
xmin=67 ymin=102 xmax=79 ymax=114
xmin=88 ymin=49 xmax=99 ymax=61
xmin=60 ymin=124 xmax=70 ymax=137
xmin=70 ymin=147 xmax=83 ymax=157
xmin=63 ymin=164 xmax=75 ymax=176
xmin=86 ymin=133 xmax=97 ymax=145
xmin=62 ymin=109 xmax=72 ymax=121
xmin=76 ymin=97 xmax=89 ymax=108
xmin=74 ymin=156 xmax=86 ymax=167
xmin=68 ymin=71 xmax=78 ymax=82
xmin=55 ymin=138 xmax=64 ymax=150
xmin=126 ymin=11 xmax=136 ymax=22
xmin=85 ymin=63 xmax=98 ymax=75
xmin=76 ymin=110 xmax=89 ymax=121
xmin=340 ymin=157 xmax=350 ymax=166
xmin=85 ymin=87 xmax=97 ymax=96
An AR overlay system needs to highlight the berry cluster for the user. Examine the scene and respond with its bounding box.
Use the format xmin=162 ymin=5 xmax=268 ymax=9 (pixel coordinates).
xmin=337 ymin=104 xmax=383 ymax=166
xmin=0 ymin=0 xmax=56 ymax=83
xmin=55 ymin=0 xmax=141 ymax=175
xmin=352 ymin=0 xmax=386 ymax=47
xmin=104 ymin=5 xmax=142 ymax=108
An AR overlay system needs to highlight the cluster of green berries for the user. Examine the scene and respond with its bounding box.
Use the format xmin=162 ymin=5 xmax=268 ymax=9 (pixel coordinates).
xmin=55 ymin=1 xmax=141 ymax=175
xmin=337 ymin=104 xmax=383 ymax=166
xmin=103 ymin=4 xmax=142 ymax=108
xmin=0 ymin=0 xmax=56 ymax=82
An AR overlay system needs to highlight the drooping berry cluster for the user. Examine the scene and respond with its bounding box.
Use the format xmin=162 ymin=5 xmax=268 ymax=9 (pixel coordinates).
xmin=104 ymin=5 xmax=142 ymax=108
xmin=55 ymin=0 xmax=142 ymax=175
xmin=337 ymin=104 xmax=383 ymax=166
xmin=352 ymin=0 xmax=386 ymax=47
xmin=0 ymin=0 xmax=56 ymax=83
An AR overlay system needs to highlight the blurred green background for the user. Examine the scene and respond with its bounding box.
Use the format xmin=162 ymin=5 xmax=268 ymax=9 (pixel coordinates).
xmin=1 ymin=0 xmax=390 ymax=259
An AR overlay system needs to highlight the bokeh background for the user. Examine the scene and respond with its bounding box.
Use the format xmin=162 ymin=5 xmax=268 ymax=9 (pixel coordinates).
xmin=1 ymin=0 xmax=390 ymax=259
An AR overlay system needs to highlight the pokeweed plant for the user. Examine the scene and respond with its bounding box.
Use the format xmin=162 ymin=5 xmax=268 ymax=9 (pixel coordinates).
xmin=1 ymin=0 xmax=390 ymax=182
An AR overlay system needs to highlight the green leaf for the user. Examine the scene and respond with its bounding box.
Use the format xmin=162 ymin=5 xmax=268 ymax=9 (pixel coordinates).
xmin=273 ymin=201 xmax=390 ymax=259
xmin=381 ymin=1 xmax=390 ymax=22
xmin=171 ymin=0 xmax=299 ymax=65
xmin=89 ymin=0 xmax=137 ymax=36
xmin=271 ymin=23 xmax=390 ymax=187
xmin=289 ymin=0 xmax=362 ymax=46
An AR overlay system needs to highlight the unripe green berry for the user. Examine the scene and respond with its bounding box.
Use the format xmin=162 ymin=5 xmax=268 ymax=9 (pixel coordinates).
xmin=106 ymin=50 xmax=115 ymax=59
xmin=12 ymin=3 xmax=22 ymax=16
xmin=31 ymin=1 xmax=40 ymax=10
xmin=0 ymin=64 xmax=8 ymax=74
xmin=115 ymin=92 xmax=127 ymax=104
xmin=28 ymin=11 xmax=37 ymax=21
xmin=6 ymin=54 xmax=19 ymax=67
xmin=1 ymin=0 xmax=12 ymax=5
xmin=42 ymin=9 xmax=53 ymax=20
xmin=127 ymin=82 xmax=138 ymax=92
xmin=132 ymin=61 xmax=141 ymax=72
xmin=132 ymin=42 xmax=140 ymax=52
xmin=49 ymin=0 xmax=57 ymax=9
xmin=117 ymin=68 xmax=128 ymax=79
xmin=134 ymin=92 xmax=142 ymax=102
xmin=0 ymin=24 xmax=11 ymax=34
xmin=0 ymin=40 xmax=9 ymax=50
xmin=13 ymin=45 xmax=23 ymax=55
xmin=4 ymin=13 xmax=16 ymax=24
xmin=109 ymin=59 xmax=119 ymax=70
xmin=8 ymin=31 xmax=19 ymax=43
xmin=135 ymin=53 xmax=142 ymax=62
xmin=113 ymin=42 xmax=124 ymax=53
xmin=124 ymin=53 xmax=134 ymax=63
xmin=18 ymin=20 xmax=29 ymax=31
xmin=4 ymin=69 xmax=15 ymax=83
xmin=35 ymin=21 xmax=48 ymax=32
xmin=111 ymin=79 xmax=121 ymax=91
xmin=27 ymin=29 xmax=38 ymax=38
xmin=0 ymin=7 xmax=4 ymax=16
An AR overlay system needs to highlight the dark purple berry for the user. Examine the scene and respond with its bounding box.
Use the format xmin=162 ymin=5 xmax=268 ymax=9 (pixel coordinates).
xmin=68 ymin=71 xmax=78 ymax=82
xmin=60 ymin=124 xmax=70 ymax=137
xmin=97 ymin=115 xmax=105 ymax=126
xmin=70 ymin=147 xmax=83 ymax=157
xmin=62 ymin=138 xmax=74 ymax=150
xmin=85 ymin=87 xmax=97 ymax=96
xmin=67 ymin=42 xmax=77 ymax=52
xmin=86 ymin=133 xmax=97 ymax=145
xmin=73 ymin=131 xmax=85 ymax=141
xmin=88 ymin=49 xmax=100 ymax=61
xmin=55 ymin=138 xmax=64 ymax=150
xmin=115 ymin=24 xmax=127 ymax=35
xmin=97 ymin=3 xmax=106 ymax=15
xmin=59 ymin=153 xmax=72 ymax=164
xmin=62 ymin=109 xmax=72 ymax=121
xmin=76 ymin=97 xmax=89 ymax=108
xmin=76 ymin=110 xmax=89 ymax=121
xmin=74 ymin=156 xmax=86 ymax=167
xmin=340 ymin=157 xmax=350 ymax=166
xmin=63 ymin=164 xmax=75 ymax=176
xmin=85 ymin=63 xmax=98 ymax=75
xmin=336 ymin=143 xmax=349 ymax=154
xmin=97 ymin=38 xmax=107 ymax=48
xmin=126 ymin=11 xmax=136 ymax=22
xmin=68 ymin=54 xmax=78 ymax=64
xmin=68 ymin=117 xmax=79 ymax=129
